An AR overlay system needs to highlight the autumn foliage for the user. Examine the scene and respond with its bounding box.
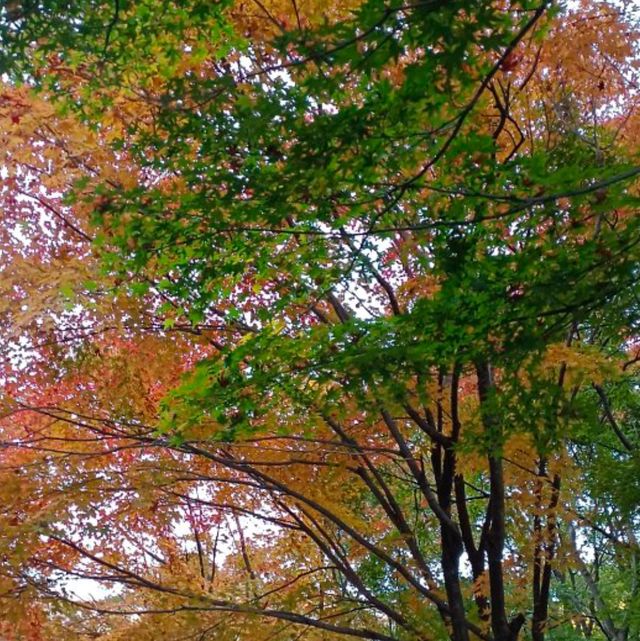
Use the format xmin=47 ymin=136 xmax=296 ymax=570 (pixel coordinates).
xmin=0 ymin=2 xmax=639 ymax=641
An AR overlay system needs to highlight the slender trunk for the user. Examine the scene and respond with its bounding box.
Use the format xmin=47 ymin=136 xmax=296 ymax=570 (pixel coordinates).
xmin=441 ymin=526 xmax=470 ymax=641
xmin=455 ymin=474 xmax=490 ymax=621
xmin=532 ymin=462 xmax=560 ymax=641
xmin=476 ymin=360 xmax=524 ymax=641
xmin=438 ymin=364 xmax=470 ymax=641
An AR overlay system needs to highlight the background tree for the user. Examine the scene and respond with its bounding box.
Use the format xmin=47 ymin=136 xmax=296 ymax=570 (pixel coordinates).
xmin=0 ymin=1 xmax=639 ymax=641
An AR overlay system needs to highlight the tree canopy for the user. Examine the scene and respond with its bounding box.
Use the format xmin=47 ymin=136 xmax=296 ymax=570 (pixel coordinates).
xmin=0 ymin=1 xmax=639 ymax=641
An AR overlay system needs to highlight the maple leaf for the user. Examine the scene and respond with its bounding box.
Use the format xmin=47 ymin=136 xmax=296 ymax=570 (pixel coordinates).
xmin=0 ymin=3 xmax=639 ymax=641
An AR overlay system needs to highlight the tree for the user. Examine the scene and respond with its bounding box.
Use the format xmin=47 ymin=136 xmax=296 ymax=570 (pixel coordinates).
xmin=0 ymin=1 xmax=639 ymax=640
